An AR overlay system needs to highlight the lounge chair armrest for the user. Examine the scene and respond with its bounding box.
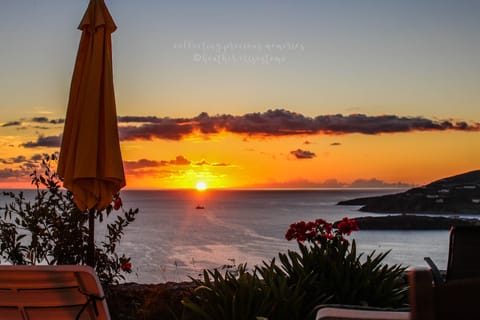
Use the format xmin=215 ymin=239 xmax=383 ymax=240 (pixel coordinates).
xmin=424 ymin=257 xmax=443 ymax=285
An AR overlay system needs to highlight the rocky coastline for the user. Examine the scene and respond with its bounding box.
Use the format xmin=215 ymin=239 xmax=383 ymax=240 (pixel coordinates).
xmin=338 ymin=214 xmax=480 ymax=230
xmin=338 ymin=170 xmax=480 ymax=215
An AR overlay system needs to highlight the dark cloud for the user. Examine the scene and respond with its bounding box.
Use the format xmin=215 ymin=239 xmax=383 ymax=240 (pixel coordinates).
xmin=211 ymin=162 xmax=231 ymax=167
xmin=119 ymin=118 xmax=195 ymax=141
xmin=2 ymin=121 xmax=21 ymax=127
xmin=0 ymin=156 xmax=28 ymax=165
xmin=20 ymin=161 xmax=37 ymax=170
xmin=31 ymin=154 xmax=45 ymax=161
xmin=0 ymin=154 xmax=56 ymax=180
xmin=170 ymin=155 xmax=191 ymax=165
xmin=349 ymin=178 xmax=411 ymax=188
xmin=1 ymin=117 xmax=63 ymax=130
xmin=0 ymin=166 xmax=33 ymax=179
xmin=124 ymin=159 xmax=163 ymax=171
xmin=11 ymin=156 xmax=27 ymax=163
xmin=246 ymin=178 xmax=413 ymax=189
xmin=124 ymin=156 xmax=191 ymax=172
xmin=290 ymin=149 xmax=316 ymax=159
xmin=22 ymin=135 xmax=61 ymax=148
xmin=31 ymin=117 xmax=49 ymax=123
xmin=0 ymin=168 xmax=22 ymax=179
xmin=117 ymin=109 xmax=480 ymax=141
xmin=8 ymin=110 xmax=480 ymax=145
xmin=0 ymin=154 xmax=49 ymax=169
xmin=31 ymin=117 xmax=64 ymax=124
xmin=195 ymin=160 xmax=209 ymax=166
xmin=118 ymin=116 xmax=165 ymax=123
xmin=123 ymin=156 xmax=229 ymax=168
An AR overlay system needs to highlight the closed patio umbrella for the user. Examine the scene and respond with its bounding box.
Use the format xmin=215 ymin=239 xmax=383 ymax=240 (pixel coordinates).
xmin=58 ymin=0 xmax=125 ymax=267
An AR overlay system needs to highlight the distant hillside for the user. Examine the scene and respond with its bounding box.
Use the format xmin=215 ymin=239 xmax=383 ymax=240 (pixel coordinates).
xmin=338 ymin=170 xmax=480 ymax=214
xmin=336 ymin=215 xmax=480 ymax=230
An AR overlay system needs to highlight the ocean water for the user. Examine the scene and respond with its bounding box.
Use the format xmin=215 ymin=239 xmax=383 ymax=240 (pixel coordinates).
xmin=0 ymin=189 xmax=452 ymax=283
xmin=115 ymin=189 xmax=452 ymax=283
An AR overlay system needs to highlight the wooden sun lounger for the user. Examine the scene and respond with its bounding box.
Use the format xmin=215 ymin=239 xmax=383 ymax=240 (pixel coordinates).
xmin=0 ymin=265 xmax=110 ymax=320
xmin=315 ymin=305 xmax=410 ymax=320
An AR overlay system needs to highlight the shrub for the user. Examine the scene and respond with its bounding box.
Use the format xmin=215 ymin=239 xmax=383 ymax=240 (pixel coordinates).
xmin=183 ymin=218 xmax=408 ymax=320
xmin=182 ymin=263 xmax=323 ymax=320
xmin=283 ymin=218 xmax=408 ymax=308
xmin=0 ymin=154 xmax=138 ymax=286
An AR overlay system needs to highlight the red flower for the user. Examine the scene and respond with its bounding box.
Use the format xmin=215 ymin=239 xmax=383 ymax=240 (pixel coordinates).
xmin=285 ymin=227 xmax=296 ymax=241
xmin=306 ymin=221 xmax=317 ymax=229
xmin=121 ymin=261 xmax=132 ymax=272
xmin=113 ymin=197 xmax=123 ymax=210
xmin=285 ymin=221 xmax=310 ymax=242
xmin=337 ymin=217 xmax=360 ymax=235
xmin=324 ymin=223 xmax=333 ymax=234
xmin=286 ymin=217 xmax=359 ymax=244
xmin=323 ymin=233 xmax=335 ymax=240
xmin=315 ymin=219 xmax=333 ymax=233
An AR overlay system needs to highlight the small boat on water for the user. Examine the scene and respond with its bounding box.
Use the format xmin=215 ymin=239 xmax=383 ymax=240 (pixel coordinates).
xmin=195 ymin=205 xmax=205 ymax=209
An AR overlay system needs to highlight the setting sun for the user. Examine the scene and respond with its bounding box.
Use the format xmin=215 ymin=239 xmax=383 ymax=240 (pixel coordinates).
xmin=196 ymin=181 xmax=207 ymax=191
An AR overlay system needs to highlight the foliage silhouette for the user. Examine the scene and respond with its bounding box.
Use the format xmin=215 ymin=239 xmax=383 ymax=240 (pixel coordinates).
xmin=0 ymin=154 xmax=138 ymax=285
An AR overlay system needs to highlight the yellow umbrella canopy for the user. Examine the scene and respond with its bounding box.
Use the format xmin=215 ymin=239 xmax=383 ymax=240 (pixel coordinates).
xmin=58 ymin=0 xmax=125 ymax=212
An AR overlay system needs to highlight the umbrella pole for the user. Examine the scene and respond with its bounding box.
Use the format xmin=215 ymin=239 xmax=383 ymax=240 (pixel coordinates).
xmin=87 ymin=208 xmax=96 ymax=267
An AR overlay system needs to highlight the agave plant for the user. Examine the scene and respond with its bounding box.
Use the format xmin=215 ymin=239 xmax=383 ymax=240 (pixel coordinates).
xmin=182 ymin=262 xmax=327 ymax=320
xmin=283 ymin=218 xmax=408 ymax=307
xmin=182 ymin=218 xmax=408 ymax=320
xmin=279 ymin=241 xmax=408 ymax=308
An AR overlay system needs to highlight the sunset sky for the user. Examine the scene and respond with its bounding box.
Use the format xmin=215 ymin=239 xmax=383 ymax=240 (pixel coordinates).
xmin=0 ymin=0 xmax=479 ymax=189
